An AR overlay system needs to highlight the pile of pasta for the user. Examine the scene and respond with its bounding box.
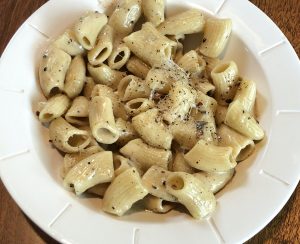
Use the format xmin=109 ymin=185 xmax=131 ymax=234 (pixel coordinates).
xmin=37 ymin=0 xmax=264 ymax=219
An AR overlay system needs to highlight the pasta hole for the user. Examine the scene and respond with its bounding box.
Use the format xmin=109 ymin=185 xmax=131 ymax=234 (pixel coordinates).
xmin=237 ymin=143 xmax=254 ymax=162
xmin=68 ymin=134 xmax=88 ymax=147
xmin=114 ymin=51 xmax=125 ymax=63
xmin=96 ymin=47 xmax=109 ymax=61
xmin=49 ymin=87 xmax=60 ymax=97
xmin=167 ymin=175 xmax=184 ymax=190
xmin=42 ymin=113 xmax=53 ymax=120
xmin=213 ymin=63 xmax=230 ymax=74
xmin=129 ymin=101 xmax=143 ymax=109
xmin=82 ymin=36 xmax=91 ymax=47
xmin=97 ymin=128 xmax=116 ymax=141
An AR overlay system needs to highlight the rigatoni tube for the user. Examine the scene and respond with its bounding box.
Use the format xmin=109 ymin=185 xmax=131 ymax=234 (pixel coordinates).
xmin=102 ymin=167 xmax=148 ymax=216
xmin=49 ymin=117 xmax=91 ymax=153
xmin=184 ymin=139 xmax=237 ymax=172
xmin=89 ymin=96 xmax=119 ymax=144
xmin=63 ymin=151 xmax=114 ymax=195
xmin=165 ymin=172 xmax=216 ymax=219
xmin=120 ymin=139 xmax=172 ymax=171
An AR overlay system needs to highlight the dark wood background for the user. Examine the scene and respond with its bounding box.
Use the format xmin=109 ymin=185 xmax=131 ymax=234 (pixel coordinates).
xmin=0 ymin=0 xmax=299 ymax=243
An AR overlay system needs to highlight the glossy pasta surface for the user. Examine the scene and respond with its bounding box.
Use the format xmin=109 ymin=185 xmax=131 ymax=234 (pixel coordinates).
xmin=36 ymin=1 xmax=265 ymax=220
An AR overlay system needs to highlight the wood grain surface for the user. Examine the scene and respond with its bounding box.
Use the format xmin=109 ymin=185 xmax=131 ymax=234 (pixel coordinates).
xmin=0 ymin=0 xmax=299 ymax=243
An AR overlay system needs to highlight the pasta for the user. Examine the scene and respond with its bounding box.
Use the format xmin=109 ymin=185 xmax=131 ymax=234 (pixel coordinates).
xmin=36 ymin=4 xmax=265 ymax=220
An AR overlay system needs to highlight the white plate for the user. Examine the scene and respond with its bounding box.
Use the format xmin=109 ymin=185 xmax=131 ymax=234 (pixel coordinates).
xmin=0 ymin=0 xmax=300 ymax=243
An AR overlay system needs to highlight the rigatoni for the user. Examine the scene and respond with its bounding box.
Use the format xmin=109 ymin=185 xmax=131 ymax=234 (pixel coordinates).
xmin=184 ymin=140 xmax=237 ymax=172
xmin=39 ymin=47 xmax=71 ymax=97
xmin=132 ymin=108 xmax=173 ymax=149
xmin=120 ymin=139 xmax=172 ymax=171
xmin=88 ymin=25 xmax=113 ymax=65
xmin=108 ymin=0 xmax=142 ymax=36
xmin=115 ymin=118 xmax=138 ymax=146
xmin=102 ymin=167 xmax=148 ymax=216
xmin=199 ymin=18 xmax=232 ymax=58
xmin=87 ymin=63 xmax=126 ymax=89
xmin=126 ymin=56 xmax=150 ymax=79
xmin=38 ymin=94 xmax=70 ymax=123
xmin=218 ymin=124 xmax=255 ymax=161
xmin=211 ymin=61 xmax=239 ymax=105
xmin=65 ymin=96 xmax=89 ymax=126
xmin=142 ymin=166 xmax=177 ymax=202
xmin=53 ymin=29 xmax=85 ymax=56
xmin=123 ymin=22 xmax=177 ymax=66
xmin=63 ymin=151 xmax=114 ymax=195
xmin=108 ymin=43 xmax=131 ymax=70
xmin=158 ymin=9 xmax=205 ymax=35
xmin=142 ymin=0 xmax=165 ymax=26
xmin=49 ymin=117 xmax=91 ymax=153
xmin=118 ymin=75 xmax=151 ymax=102
xmin=225 ymin=100 xmax=264 ymax=140
xmin=73 ymin=11 xmax=108 ymax=50
xmin=89 ymin=96 xmax=119 ymax=144
xmin=143 ymin=195 xmax=173 ymax=213
xmin=64 ymin=55 xmax=86 ymax=98
xmin=124 ymin=98 xmax=155 ymax=116
xmin=193 ymin=169 xmax=235 ymax=194
xmin=165 ymin=172 xmax=216 ymax=219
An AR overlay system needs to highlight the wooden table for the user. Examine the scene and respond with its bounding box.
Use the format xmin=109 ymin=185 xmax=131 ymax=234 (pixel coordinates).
xmin=0 ymin=0 xmax=299 ymax=243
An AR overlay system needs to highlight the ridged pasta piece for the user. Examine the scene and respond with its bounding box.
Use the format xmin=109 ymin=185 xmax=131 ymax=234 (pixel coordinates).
xmin=142 ymin=166 xmax=177 ymax=202
xmin=115 ymin=118 xmax=138 ymax=146
xmin=64 ymin=55 xmax=86 ymax=98
xmin=103 ymin=167 xmax=148 ymax=216
xmin=53 ymin=29 xmax=85 ymax=56
xmin=225 ymin=100 xmax=264 ymax=140
xmin=108 ymin=0 xmax=142 ymax=36
xmin=177 ymin=50 xmax=206 ymax=78
xmin=108 ymin=43 xmax=131 ymax=70
xmin=211 ymin=61 xmax=239 ymax=105
xmin=88 ymin=25 xmax=114 ymax=65
xmin=118 ymin=75 xmax=151 ymax=102
xmin=65 ymin=96 xmax=89 ymax=126
xmin=91 ymin=84 xmax=128 ymax=120
xmin=126 ymin=56 xmax=150 ymax=79
xmin=158 ymin=9 xmax=205 ymax=35
xmin=199 ymin=18 xmax=232 ymax=58
xmin=132 ymin=108 xmax=173 ymax=149
xmin=89 ymin=96 xmax=119 ymax=144
xmin=123 ymin=22 xmax=177 ymax=66
xmin=157 ymin=82 xmax=196 ymax=123
xmin=87 ymin=63 xmax=126 ymax=89
xmin=234 ymin=79 xmax=256 ymax=115
xmin=38 ymin=94 xmax=70 ymax=123
xmin=120 ymin=139 xmax=172 ymax=171
xmin=124 ymin=98 xmax=155 ymax=116
xmin=74 ymin=12 xmax=108 ymax=50
xmin=142 ymin=0 xmax=165 ymax=26
xmin=62 ymin=145 xmax=104 ymax=177
xmin=64 ymin=151 xmax=114 ymax=195
xmin=145 ymin=67 xmax=173 ymax=94
xmin=218 ymin=124 xmax=255 ymax=161
xmin=193 ymin=169 xmax=235 ymax=194
xmin=184 ymin=139 xmax=237 ymax=172
xmin=49 ymin=117 xmax=91 ymax=153
xmin=165 ymin=172 xmax=216 ymax=219
xmin=39 ymin=47 xmax=71 ymax=97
